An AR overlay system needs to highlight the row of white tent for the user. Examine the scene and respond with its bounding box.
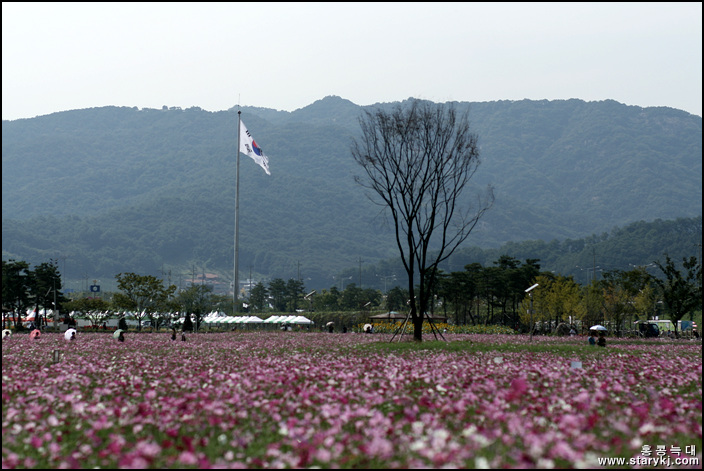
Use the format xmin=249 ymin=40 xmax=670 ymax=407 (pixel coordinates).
xmin=202 ymin=316 xmax=263 ymax=324
xmin=16 ymin=308 xmax=56 ymax=320
xmin=201 ymin=314 xmax=314 ymax=325
xmin=12 ymin=309 xmax=314 ymax=327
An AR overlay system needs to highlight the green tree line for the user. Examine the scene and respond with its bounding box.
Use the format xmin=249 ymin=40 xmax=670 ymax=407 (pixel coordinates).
xmin=4 ymin=254 xmax=700 ymax=337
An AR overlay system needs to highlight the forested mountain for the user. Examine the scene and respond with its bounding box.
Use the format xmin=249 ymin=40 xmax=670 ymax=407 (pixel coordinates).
xmin=2 ymin=97 xmax=701 ymax=292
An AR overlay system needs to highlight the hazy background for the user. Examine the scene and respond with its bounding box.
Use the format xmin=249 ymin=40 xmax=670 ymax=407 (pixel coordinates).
xmin=3 ymin=2 xmax=702 ymax=120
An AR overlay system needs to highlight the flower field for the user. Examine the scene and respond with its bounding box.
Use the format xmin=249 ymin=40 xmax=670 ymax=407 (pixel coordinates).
xmin=2 ymin=332 xmax=702 ymax=468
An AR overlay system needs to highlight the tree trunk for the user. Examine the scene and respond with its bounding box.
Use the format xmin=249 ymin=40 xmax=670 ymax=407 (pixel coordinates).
xmin=412 ymin=310 xmax=423 ymax=342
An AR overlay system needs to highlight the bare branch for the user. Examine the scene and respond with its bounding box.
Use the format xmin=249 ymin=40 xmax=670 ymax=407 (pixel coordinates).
xmin=351 ymin=100 xmax=494 ymax=341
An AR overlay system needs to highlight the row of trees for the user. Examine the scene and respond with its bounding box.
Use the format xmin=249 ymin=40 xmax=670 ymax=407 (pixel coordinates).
xmin=72 ymin=273 xmax=216 ymax=332
xmin=2 ymin=259 xmax=67 ymax=329
xmin=435 ymin=256 xmax=541 ymax=327
xmin=248 ymin=278 xmax=384 ymax=313
xmin=433 ymin=254 xmax=700 ymax=337
xmin=3 ymin=254 xmax=700 ymax=337
xmin=1 ymin=264 xmax=212 ymax=332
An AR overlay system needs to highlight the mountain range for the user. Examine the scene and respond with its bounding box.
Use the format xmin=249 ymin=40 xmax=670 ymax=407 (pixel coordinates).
xmin=2 ymin=96 xmax=702 ymax=292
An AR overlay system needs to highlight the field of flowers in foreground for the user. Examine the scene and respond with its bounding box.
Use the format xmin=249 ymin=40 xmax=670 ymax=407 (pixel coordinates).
xmin=2 ymin=332 xmax=702 ymax=469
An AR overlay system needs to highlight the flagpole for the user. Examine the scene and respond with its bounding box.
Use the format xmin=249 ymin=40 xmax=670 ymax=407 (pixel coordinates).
xmin=234 ymin=110 xmax=241 ymax=314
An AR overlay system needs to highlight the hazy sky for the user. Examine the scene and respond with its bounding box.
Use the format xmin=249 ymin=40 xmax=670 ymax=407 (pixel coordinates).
xmin=2 ymin=2 xmax=702 ymax=120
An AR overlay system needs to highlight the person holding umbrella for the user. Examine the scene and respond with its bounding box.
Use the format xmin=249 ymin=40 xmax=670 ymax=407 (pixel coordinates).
xmin=597 ymin=331 xmax=606 ymax=347
xmin=589 ymin=325 xmax=607 ymax=345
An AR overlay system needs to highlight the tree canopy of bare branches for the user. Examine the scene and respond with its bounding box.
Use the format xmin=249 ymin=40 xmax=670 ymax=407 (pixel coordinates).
xmin=352 ymin=100 xmax=494 ymax=341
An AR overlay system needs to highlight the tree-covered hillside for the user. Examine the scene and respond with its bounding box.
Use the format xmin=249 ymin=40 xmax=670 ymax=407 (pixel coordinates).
xmin=2 ymin=97 xmax=701 ymax=290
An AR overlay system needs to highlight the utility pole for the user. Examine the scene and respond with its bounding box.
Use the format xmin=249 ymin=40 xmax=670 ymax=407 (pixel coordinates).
xmin=359 ymin=257 xmax=363 ymax=289
xmin=696 ymin=243 xmax=702 ymax=322
xmin=526 ymin=283 xmax=539 ymax=341
xmin=53 ymin=278 xmax=59 ymax=332
xmin=529 ymin=292 xmax=534 ymax=341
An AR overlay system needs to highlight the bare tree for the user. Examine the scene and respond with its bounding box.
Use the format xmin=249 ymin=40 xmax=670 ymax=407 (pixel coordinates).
xmin=352 ymin=100 xmax=493 ymax=341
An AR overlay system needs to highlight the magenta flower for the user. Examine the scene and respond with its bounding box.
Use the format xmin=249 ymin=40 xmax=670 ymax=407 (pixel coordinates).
xmin=2 ymin=332 xmax=701 ymax=468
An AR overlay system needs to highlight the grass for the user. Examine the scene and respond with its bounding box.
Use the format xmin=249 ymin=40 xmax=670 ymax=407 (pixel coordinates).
xmin=359 ymin=334 xmax=703 ymax=359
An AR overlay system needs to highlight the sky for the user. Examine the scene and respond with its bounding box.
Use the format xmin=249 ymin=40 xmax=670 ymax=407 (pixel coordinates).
xmin=2 ymin=2 xmax=702 ymax=120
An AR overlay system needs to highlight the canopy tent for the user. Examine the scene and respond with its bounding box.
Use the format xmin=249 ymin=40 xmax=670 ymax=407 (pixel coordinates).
xmin=23 ymin=308 xmax=56 ymax=321
xmin=263 ymin=315 xmax=313 ymax=325
xmin=202 ymin=316 xmax=264 ymax=325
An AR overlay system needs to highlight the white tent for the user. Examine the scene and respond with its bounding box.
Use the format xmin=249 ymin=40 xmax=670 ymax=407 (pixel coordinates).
xmin=271 ymin=315 xmax=314 ymax=325
xmin=203 ymin=311 xmax=220 ymax=322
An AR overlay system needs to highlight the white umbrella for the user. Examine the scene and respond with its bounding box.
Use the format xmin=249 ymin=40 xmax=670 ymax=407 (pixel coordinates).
xmin=2 ymin=329 xmax=11 ymax=339
xmin=590 ymin=325 xmax=607 ymax=331
xmin=64 ymin=328 xmax=77 ymax=341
